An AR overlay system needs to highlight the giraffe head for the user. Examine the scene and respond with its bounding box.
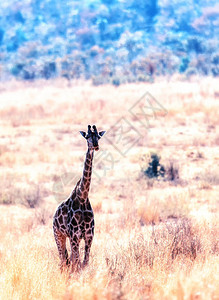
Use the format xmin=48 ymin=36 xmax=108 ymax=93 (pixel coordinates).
xmin=80 ymin=125 xmax=106 ymax=151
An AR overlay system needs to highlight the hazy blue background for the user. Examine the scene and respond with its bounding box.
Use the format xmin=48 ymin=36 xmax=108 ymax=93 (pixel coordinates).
xmin=0 ymin=0 xmax=218 ymax=84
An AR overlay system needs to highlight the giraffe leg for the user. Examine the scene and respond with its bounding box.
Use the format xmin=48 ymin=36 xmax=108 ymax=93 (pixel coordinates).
xmin=82 ymin=236 xmax=93 ymax=268
xmin=53 ymin=226 xmax=69 ymax=270
xmin=70 ymin=235 xmax=81 ymax=272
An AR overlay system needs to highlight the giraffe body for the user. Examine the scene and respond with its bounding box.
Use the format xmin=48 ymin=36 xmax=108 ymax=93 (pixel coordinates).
xmin=53 ymin=125 xmax=105 ymax=271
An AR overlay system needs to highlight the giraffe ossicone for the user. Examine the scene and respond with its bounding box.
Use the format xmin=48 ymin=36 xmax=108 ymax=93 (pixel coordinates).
xmin=53 ymin=125 xmax=106 ymax=272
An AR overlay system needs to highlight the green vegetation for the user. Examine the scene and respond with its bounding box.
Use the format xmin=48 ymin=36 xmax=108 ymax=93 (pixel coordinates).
xmin=0 ymin=1 xmax=218 ymax=82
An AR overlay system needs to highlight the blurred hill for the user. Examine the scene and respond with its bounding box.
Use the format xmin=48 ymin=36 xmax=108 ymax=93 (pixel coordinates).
xmin=0 ymin=0 xmax=218 ymax=84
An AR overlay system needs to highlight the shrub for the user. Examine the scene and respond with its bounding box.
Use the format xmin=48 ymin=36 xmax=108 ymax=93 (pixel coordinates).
xmin=211 ymin=53 xmax=219 ymax=76
xmin=42 ymin=62 xmax=57 ymax=79
xmin=168 ymin=218 xmax=201 ymax=260
xmin=185 ymin=67 xmax=198 ymax=78
xmin=23 ymin=185 xmax=41 ymax=208
xmin=143 ymin=153 xmax=165 ymax=179
xmin=179 ymin=57 xmax=190 ymax=73
xmin=34 ymin=208 xmax=52 ymax=225
xmin=166 ymin=160 xmax=179 ymax=181
xmin=0 ymin=28 xmax=4 ymax=45
xmin=11 ymin=63 xmax=24 ymax=76
xmin=0 ymin=182 xmax=42 ymax=208
xmin=137 ymin=74 xmax=152 ymax=82
xmin=197 ymin=167 xmax=219 ymax=185
xmin=187 ymin=37 xmax=205 ymax=54
xmin=92 ymin=75 xmax=107 ymax=86
xmin=0 ymin=174 xmax=20 ymax=205
xmin=111 ymin=77 xmax=120 ymax=86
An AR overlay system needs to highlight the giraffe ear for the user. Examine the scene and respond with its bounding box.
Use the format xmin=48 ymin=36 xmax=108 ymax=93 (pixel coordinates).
xmin=79 ymin=131 xmax=87 ymax=139
xmin=98 ymin=131 xmax=106 ymax=138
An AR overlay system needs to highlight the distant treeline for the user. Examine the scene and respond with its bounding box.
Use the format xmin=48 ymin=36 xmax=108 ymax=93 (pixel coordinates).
xmin=0 ymin=0 xmax=218 ymax=84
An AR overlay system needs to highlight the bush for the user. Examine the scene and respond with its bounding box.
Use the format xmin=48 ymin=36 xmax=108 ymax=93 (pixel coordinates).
xmin=166 ymin=160 xmax=179 ymax=181
xmin=0 ymin=28 xmax=4 ymax=45
xmin=143 ymin=153 xmax=165 ymax=179
xmin=187 ymin=37 xmax=205 ymax=54
xmin=137 ymin=74 xmax=152 ymax=82
xmin=179 ymin=57 xmax=189 ymax=73
xmin=185 ymin=67 xmax=198 ymax=78
xmin=141 ymin=153 xmax=181 ymax=182
xmin=211 ymin=54 xmax=219 ymax=76
xmin=0 ymin=176 xmax=42 ymax=208
xmin=42 ymin=62 xmax=57 ymax=79
xmin=111 ymin=77 xmax=120 ymax=86
xmin=168 ymin=218 xmax=201 ymax=260
xmin=23 ymin=185 xmax=41 ymax=208
xmin=92 ymin=75 xmax=107 ymax=86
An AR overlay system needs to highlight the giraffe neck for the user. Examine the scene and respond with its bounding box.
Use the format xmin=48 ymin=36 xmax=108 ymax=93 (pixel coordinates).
xmin=78 ymin=148 xmax=94 ymax=202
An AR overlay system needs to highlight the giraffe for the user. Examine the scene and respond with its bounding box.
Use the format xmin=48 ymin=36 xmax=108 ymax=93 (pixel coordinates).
xmin=53 ymin=125 xmax=106 ymax=272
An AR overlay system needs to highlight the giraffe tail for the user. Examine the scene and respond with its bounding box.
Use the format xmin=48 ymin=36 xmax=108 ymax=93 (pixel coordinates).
xmin=65 ymin=249 xmax=70 ymax=266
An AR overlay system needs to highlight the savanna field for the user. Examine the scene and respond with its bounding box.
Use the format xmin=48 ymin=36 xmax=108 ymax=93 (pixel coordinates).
xmin=0 ymin=78 xmax=218 ymax=299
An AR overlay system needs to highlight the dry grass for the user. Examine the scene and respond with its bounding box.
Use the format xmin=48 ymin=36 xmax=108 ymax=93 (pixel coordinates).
xmin=0 ymin=77 xmax=218 ymax=299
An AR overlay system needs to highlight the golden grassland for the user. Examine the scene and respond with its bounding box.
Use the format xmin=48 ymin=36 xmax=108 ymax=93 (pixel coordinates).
xmin=0 ymin=77 xmax=219 ymax=299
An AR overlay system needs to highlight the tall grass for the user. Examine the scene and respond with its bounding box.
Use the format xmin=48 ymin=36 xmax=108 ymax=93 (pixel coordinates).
xmin=0 ymin=79 xmax=218 ymax=299
xmin=0 ymin=214 xmax=218 ymax=300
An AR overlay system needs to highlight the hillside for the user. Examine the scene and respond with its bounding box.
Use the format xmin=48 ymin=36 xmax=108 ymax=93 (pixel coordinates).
xmin=0 ymin=0 xmax=219 ymax=83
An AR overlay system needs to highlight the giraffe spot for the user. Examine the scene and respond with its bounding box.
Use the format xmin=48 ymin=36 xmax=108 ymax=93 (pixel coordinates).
xmin=73 ymin=226 xmax=80 ymax=234
xmin=60 ymin=228 xmax=65 ymax=234
xmin=74 ymin=212 xmax=82 ymax=222
xmin=69 ymin=210 xmax=73 ymax=219
xmin=54 ymin=218 xmax=60 ymax=229
xmin=86 ymin=229 xmax=92 ymax=235
xmin=68 ymin=223 xmax=74 ymax=232
xmin=70 ymin=189 xmax=77 ymax=200
xmin=86 ymin=238 xmax=93 ymax=245
xmin=81 ymin=227 xmax=86 ymax=236
xmin=62 ymin=205 xmax=68 ymax=215
xmin=81 ymin=203 xmax=86 ymax=210
xmin=84 ymin=212 xmax=93 ymax=222
xmin=72 ymin=199 xmax=80 ymax=210
xmin=86 ymin=202 xmax=92 ymax=210
xmin=58 ymin=214 xmax=63 ymax=224
xmin=77 ymin=189 xmax=82 ymax=197
xmin=72 ymin=217 xmax=77 ymax=227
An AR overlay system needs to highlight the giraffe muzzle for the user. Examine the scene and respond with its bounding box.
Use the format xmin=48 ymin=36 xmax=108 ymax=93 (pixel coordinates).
xmin=94 ymin=146 xmax=99 ymax=151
